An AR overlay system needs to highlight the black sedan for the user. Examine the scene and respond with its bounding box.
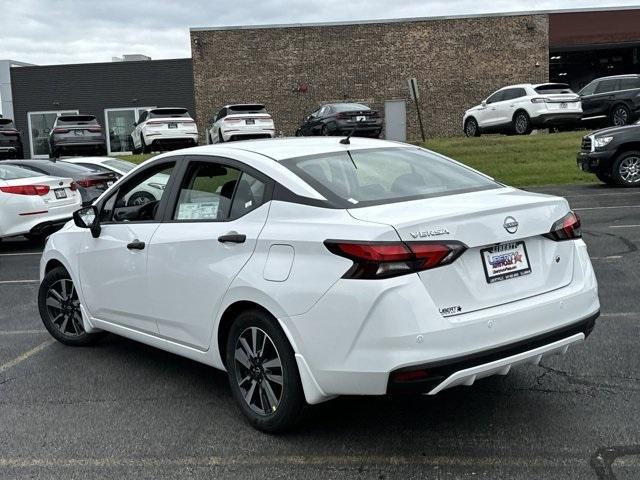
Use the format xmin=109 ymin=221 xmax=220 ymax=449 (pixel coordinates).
xmin=295 ymin=103 xmax=383 ymax=138
xmin=49 ymin=115 xmax=106 ymax=158
xmin=3 ymin=159 xmax=117 ymax=204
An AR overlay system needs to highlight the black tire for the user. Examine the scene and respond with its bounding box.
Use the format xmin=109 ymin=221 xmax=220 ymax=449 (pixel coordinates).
xmin=321 ymin=124 xmax=331 ymax=136
xmin=208 ymin=132 xmax=213 ymax=144
xmin=595 ymin=172 xmax=616 ymax=186
xmin=127 ymin=191 xmax=156 ymax=207
xmin=512 ymin=111 xmax=532 ymax=135
xmin=141 ymin=136 xmax=151 ymax=154
xmin=225 ymin=309 xmax=305 ymax=433
xmin=218 ymin=129 xmax=225 ymax=143
xmin=611 ymin=151 xmax=640 ymax=187
xmin=295 ymin=129 xmax=302 ymax=137
xmin=38 ymin=266 xmax=105 ymax=346
xmin=610 ymin=104 xmax=631 ymax=127
xmin=464 ymin=118 xmax=480 ymax=137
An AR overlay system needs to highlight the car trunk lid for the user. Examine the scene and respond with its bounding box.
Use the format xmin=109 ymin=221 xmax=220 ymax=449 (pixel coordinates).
xmin=348 ymin=187 xmax=575 ymax=316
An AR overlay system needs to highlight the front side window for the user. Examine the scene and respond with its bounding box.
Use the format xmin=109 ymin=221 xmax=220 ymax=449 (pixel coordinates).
xmin=105 ymin=163 xmax=174 ymax=222
xmin=282 ymin=147 xmax=499 ymax=207
xmin=579 ymin=81 xmax=597 ymax=96
xmin=173 ymin=162 xmax=268 ymax=221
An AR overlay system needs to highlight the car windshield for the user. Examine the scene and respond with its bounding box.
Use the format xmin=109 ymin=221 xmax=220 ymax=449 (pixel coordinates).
xmin=332 ymin=103 xmax=370 ymax=112
xmin=228 ymin=105 xmax=267 ymax=114
xmin=104 ymin=159 xmax=136 ymax=173
xmin=149 ymin=108 xmax=190 ymax=118
xmin=0 ymin=119 xmax=16 ymax=129
xmin=56 ymin=115 xmax=98 ymax=125
xmin=0 ymin=164 xmax=40 ymax=180
xmin=282 ymin=147 xmax=499 ymax=207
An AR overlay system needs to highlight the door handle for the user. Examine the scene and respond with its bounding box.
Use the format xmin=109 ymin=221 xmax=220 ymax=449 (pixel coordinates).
xmin=127 ymin=239 xmax=146 ymax=250
xmin=218 ymin=233 xmax=246 ymax=244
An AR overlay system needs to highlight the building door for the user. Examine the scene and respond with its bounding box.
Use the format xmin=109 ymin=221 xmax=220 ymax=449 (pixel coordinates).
xmin=104 ymin=107 xmax=154 ymax=155
xmin=384 ymin=100 xmax=406 ymax=142
xmin=27 ymin=110 xmax=78 ymax=158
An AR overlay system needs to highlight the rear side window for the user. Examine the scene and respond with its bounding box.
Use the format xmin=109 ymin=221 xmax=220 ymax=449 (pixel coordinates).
xmin=595 ymin=79 xmax=619 ymax=94
xmin=534 ymin=84 xmax=573 ymax=94
xmin=282 ymin=147 xmax=499 ymax=207
xmin=149 ymin=108 xmax=190 ymax=118
xmin=332 ymin=103 xmax=370 ymax=112
xmin=0 ymin=164 xmax=40 ymax=180
xmin=173 ymin=162 xmax=267 ymax=221
xmin=104 ymin=159 xmax=136 ymax=173
xmin=619 ymin=78 xmax=640 ymax=90
xmin=502 ymin=88 xmax=527 ymax=101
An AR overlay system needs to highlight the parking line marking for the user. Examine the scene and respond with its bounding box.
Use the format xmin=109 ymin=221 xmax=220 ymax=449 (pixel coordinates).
xmin=562 ymin=191 xmax=640 ymax=199
xmin=601 ymin=312 xmax=639 ymax=318
xmin=590 ymin=255 xmax=622 ymax=260
xmin=610 ymin=224 xmax=640 ymax=229
xmin=575 ymin=205 xmax=640 ymax=211
xmin=0 ymin=454 xmax=600 ymax=469
xmin=0 ymin=339 xmax=53 ymax=374
xmin=0 ymin=252 xmax=42 ymax=257
xmin=0 ymin=329 xmax=47 ymax=336
xmin=0 ymin=280 xmax=38 ymax=285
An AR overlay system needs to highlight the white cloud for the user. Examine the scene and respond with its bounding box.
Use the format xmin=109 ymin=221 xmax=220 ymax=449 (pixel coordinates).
xmin=0 ymin=0 xmax=638 ymax=65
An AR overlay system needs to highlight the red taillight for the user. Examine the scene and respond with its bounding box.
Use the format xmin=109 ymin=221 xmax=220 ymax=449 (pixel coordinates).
xmin=69 ymin=181 xmax=78 ymax=191
xmin=336 ymin=112 xmax=350 ymax=119
xmin=224 ymin=117 xmax=242 ymax=123
xmin=53 ymin=128 xmax=70 ymax=134
xmin=76 ymin=178 xmax=106 ymax=188
xmin=0 ymin=185 xmax=50 ymax=196
xmin=324 ymin=240 xmax=467 ymax=279
xmin=0 ymin=129 xmax=19 ymax=136
xmin=543 ymin=211 xmax=582 ymax=241
xmin=146 ymin=121 xmax=163 ymax=125
xmin=392 ymin=369 xmax=430 ymax=382
xmin=87 ymin=127 xmax=102 ymax=133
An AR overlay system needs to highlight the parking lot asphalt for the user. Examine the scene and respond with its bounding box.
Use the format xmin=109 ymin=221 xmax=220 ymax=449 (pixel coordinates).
xmin=1 ymin=183 xmax=639 ymax=480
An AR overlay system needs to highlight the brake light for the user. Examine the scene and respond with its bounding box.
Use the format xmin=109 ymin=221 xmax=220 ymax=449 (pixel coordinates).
xmin=543 ymin=211 xmax=582 ymax=241
xmin=224 ymin=117 xmax=242 ymax=123
xmin=324 ymin=240 xmax=467 ymax=279
xmin=146 ymin=121 xmax=163 ymax=125
xmin=336 ymin=112 xmax=350 ymax=119
xmin=0 ymin=185 xmax=50 ymax=196
xmin=76 ymin=178 xmax=105 ymax=188
xmin=87 ymin=127 xmax=102 ymax=133
xmin=531 ymin=97 xmax=549 ymax=104
xmin=53 ymin=128 xmax=70 ymax=134
xmin=0 ymin=129 xmax=19 ymax=136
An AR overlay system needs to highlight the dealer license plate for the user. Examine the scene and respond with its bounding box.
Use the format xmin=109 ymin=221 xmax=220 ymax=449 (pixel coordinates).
xmin=481 ymin=241 xmax=531 ymax=284
xmin=54 ymin=188 xmax=67 ymax=199
xmin=168 ymin=123 xmax=178 ymax=128
xmin=560 ymin=102 xmax=568 ymax=109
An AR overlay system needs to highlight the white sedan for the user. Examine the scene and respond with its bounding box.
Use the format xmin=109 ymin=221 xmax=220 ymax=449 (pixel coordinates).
xmin=63 ymin=157 xmax=169 ymax=206
xmin=38 ymin=138 xmax=599 ymax=432
xmin=0 ymin=164 xmax=81 ymax=239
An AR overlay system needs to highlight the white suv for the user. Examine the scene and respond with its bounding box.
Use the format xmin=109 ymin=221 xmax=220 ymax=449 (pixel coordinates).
xmin=463 ymin=83 xmax=582 ymax=137
xmin=207 ymin=104 xmax=275 ymax=143
xmin=131 ymin=107 xmax=198 ymax=153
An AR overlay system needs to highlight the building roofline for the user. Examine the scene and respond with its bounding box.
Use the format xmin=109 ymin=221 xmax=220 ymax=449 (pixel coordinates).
xmin=190 ymin=5 xmax=640 ymax=32
xmin=9 ymin=57 xmax=191 ymax=70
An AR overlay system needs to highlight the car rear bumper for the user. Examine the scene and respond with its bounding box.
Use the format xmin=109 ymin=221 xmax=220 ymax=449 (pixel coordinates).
xmin=531 ymin=112 xmax=582 ymax=127
xmin=576 ymin=151 xmax=614 ymax=173
xmin=0 ymin=204 xmax=79 ymax=239
xmin=221 ymin=128 xmax=275 ymax=142
xmin=285 ymin=240 xmax=599 ymax=403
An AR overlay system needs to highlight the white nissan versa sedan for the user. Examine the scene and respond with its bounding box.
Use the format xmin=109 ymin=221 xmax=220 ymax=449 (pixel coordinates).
xmin=38 ymin=137 xmax=600 ymax=432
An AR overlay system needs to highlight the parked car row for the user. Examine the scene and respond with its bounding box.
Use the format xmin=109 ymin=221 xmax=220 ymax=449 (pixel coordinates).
xmin=464 ymin=74 xmax=640 ymax=137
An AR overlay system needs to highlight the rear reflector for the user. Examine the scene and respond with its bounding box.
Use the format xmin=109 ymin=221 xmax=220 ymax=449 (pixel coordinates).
xmin=69 ymin=181 xmax=78 ymax=191
xmin=324 ymin=240 xmax=467 ymax=279
xmin=543 ymin=211 xmax=582 ymax=241
xmin=19 ymin=210 xmax=48 ymax=216
xmin=0 ymin=185 xmax=50 ymax=196
xmin=391 ymin=369 xmax=430 ymax=382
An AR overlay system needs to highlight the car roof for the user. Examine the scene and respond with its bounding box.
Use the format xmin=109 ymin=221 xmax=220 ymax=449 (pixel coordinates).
xmin=592 ymin=74 xmax=640 ymax=80
xmin=224 ymin=104 xmax=266 ymax=108
xmin=157 ymin=137 xmax=408 ymax=162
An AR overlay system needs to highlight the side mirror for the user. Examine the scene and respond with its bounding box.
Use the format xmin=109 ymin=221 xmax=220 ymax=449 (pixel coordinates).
xmin=73 ymin=205 xmax=101 ymax=238
xmin=481 ymin=100 xmax=487 ymax=107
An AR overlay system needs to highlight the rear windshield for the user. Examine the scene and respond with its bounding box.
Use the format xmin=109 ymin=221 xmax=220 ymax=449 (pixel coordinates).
xmin=56 ymin=115 xmax=98 ymax=125
xmin=104 ymin=159 xmax=136 ymax=173
xmin=0 ymin=119 xmax=16 ymax=129
xmin=228 ymin=105 xmax=266 ymax=114
xmin=149 ymin=108 xmax=190 ymax=118
xmin=282 ymin=147 xmax=499 ymax=207
xmin=534 ymin=84 xmax=573 ymax=94
xmin=332 ymin=103 xmax=370 ymax=113
xmin=0 ymin=164 xmax=40 ymax=180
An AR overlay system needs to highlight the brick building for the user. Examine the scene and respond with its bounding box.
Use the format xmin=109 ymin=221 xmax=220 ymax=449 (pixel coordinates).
xmin=191 ymin=14 xmax=550 ymax=141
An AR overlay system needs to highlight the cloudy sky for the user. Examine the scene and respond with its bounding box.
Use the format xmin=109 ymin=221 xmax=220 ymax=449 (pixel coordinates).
xmin=1 ymin=0 xmax=639 ymax=65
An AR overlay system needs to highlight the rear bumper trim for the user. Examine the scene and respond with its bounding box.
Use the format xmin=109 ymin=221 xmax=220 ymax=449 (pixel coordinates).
xmin=387 ymin=310 xmax=598 ymax=394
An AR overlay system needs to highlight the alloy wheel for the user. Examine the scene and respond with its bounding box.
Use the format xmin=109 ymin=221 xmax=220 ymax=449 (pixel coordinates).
xmin=515 ymin=114 xmax=528 ymax=134
xmin=613 ymin=107 xmax=629 ymax=126
xmin=234 ymin=327 xmax=283 ymax=415
xmin=465 ymin=120 xmax=477 ymax=137
xmin=45 ymin=279 xmax=84 ymax=337
xmin=619 ymin=156 xmax=640 ymax=184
